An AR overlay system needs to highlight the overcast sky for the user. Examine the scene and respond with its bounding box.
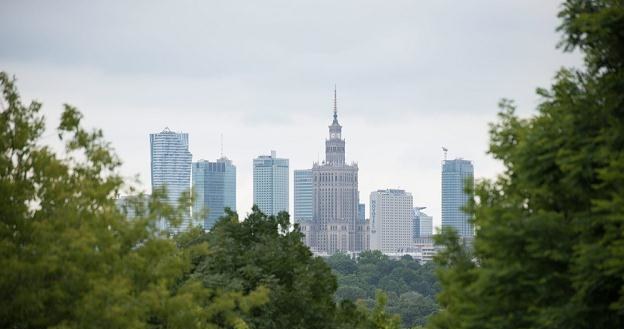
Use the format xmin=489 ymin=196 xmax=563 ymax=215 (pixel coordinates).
xmin=1 ymin=0 xmax=581 ymax=227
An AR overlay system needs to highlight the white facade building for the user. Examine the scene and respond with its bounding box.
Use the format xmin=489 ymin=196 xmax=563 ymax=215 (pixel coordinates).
xmin=150 ymin=128 xmax=194 ymax=232
xmin=370 ymin=189 xmax=414 ymax=253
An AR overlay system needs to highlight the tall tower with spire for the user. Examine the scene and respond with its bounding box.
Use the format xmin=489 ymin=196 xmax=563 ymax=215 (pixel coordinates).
xmin=326 ymin=87 xmax=346 ymax=165
xmin=299 ymin=88 xmax=368 ymax=254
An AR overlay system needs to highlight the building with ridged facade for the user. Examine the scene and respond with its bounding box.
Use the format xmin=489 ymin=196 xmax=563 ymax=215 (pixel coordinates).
xmin=150 ymin=128 xmax=194 ymax=232
xmin=300 ymin=89 xmax=368 ymax=254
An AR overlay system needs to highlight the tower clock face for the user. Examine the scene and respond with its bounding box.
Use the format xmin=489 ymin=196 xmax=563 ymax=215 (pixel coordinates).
xmin=331 ymin=133 xmax=337 ymax=138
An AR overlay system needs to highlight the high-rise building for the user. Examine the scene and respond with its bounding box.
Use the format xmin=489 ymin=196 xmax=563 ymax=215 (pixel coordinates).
xmin=115 ymin=195 xmax=149 ymax=220
xmin=300 ymin=89 xmax=367 ymax=254
xmin=413 ymin=207 xmax=433 ymax=238
xmin=370 ymin=189 xmax=414 ymax=253
xmin=192 ymin=157 xmax=236 ymax=230
xmin=150 ymin=128 xmax=193 ymax=232
xmin=441 ymin=158 xmax=474 ymax=237
xmin=294 ymin=169 xmax=313 ymax=222
xmin=253 ymin=151 xmax=289 ymax=216
xmin=358 ymin=203 xmax=366 ymax=222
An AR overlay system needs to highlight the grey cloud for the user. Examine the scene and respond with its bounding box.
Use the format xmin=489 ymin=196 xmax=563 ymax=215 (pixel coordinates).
xmin=0 ymin=0 xmax=583 ymax=225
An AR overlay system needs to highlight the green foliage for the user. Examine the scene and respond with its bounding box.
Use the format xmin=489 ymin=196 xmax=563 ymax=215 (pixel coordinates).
xmin=180 ymin=207 xmax=338 ymax=329
xmin=0 ymin=72 xmax=265 ymax=329
xmin=429 ymin=1 xmax=624 ymax=328
xmin=327 ymin=251 xmax=440 ymax=328
xmin=179 ymin=207 xmax=406 ymax=329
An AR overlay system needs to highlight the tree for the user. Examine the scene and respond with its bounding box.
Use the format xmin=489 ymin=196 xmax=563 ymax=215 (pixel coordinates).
xmin=327 ymin=249 xmax=440 ymax=328
xmin=0 ymin=72 xmax=267 ymax=329
xmin=327 ymin=252 xmax=358 ymax=275
xmin=180 ymin=207 xmax=338 ymax=329
xmin=429 ymin=1 xmax=624 ymax=328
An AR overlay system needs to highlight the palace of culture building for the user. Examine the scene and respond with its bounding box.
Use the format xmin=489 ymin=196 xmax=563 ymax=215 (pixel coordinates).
xmin=299 ymin=89 xmax=369 ymax=254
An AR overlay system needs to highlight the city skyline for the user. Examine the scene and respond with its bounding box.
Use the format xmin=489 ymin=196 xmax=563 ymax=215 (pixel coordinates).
xmin=1 ymin=1 xmax=582 ymax=228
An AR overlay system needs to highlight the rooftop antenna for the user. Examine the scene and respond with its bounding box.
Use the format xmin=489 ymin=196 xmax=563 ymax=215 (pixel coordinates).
xmin=220 ymin=133 xmax=224 ymax=158
xmin=442 ymin=147 xmax=448 ymax=161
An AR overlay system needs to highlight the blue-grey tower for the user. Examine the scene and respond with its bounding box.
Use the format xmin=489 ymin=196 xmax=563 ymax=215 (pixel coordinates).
xmin=192 ymin=157 xmax=236 ymax=230
xmin=441 ymin=158 xmax=474 ymax=237
xmin=150 ymin=128 xmax=193 ymax=232
xmin=294 ymin=169 xmax=313 ymax=222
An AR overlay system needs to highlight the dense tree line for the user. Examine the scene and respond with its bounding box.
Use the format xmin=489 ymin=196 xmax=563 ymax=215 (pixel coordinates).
xmin=430 ymin=1 xmax=624 ymax=328
xmin=0 ymin=72 xmax=400 ymax=329
xmin=326 ymin=251 xmax=440 ymax=328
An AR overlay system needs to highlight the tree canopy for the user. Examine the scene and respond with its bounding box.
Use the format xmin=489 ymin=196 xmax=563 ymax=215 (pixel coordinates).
xmin=0 ymin=72 xmax=271 ymax=329
xmin=327 ymin=251 xmax=439 ymax=328
xmin=429 ymin=1 xmax=624 ymax=328
xmin=180 ymin=208 xmax=402 ymax=329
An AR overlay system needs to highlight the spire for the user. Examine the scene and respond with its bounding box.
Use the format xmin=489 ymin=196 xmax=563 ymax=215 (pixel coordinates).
xmin=333 ymin=85 xmax=338 ymax=122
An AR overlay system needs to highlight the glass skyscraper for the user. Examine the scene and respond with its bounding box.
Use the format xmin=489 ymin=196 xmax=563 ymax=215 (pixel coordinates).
xmin=294 ymin=169 xmax=313 ymax=222
xmin=150 ymin=128 xmax=193 ymax=232
xmin=413 ymin=207 xmax=433 ymax=238
xmin=192 ymin=157 xmax=236 ymax=230
xmin=358 ymin=203 xmax=366 ymax=222
xmin=441 ymin=158 xmax=474 ymax=237
xmin=253 ymin=151 xmax=289 ymax=216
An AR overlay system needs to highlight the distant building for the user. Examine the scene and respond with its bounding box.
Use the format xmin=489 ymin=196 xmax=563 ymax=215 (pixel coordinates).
xmin=300 ymin=89 xmax=367 ymax=254
xmin=116 ymin=195 xmax=149 ymax=220
xmin=253 ymin=151 xmax=289 ymax=216
xmin=413 ymin=207 xmax=433 ymax=237
xmin=294 ymin=169 xmax=313 ymax=222
xmin=150 ymin=128 xmax=194 ymax=232
xmin=441 ymin=158 xmax=474 ymax=237
xmin=192 ymin=157 xmax=236 ymax=230
xmin=370 ymin=189 xmax=414 ymax=254
xmin=358 ymin=203 xmax=365 ymax=222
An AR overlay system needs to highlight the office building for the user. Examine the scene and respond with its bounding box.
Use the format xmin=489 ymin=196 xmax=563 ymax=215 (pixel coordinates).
xmin=150 ymin=128 xmax=193 ymax=232
xmin=253 ymin=151 xmax=289 ymax=216
xmin=294 ymin=169 xmax=313 ymax=222
xmin=413 ymin=207 xmax=433 ymax=238
xmin=369 ymin=189 xmax=414 ymax=253
xmin=192 ymin=157 xmax=236 ymax=230
xmin=441 ymin=158 xmax=474 ymax=237
xmin=358 ymin=203 xmax=365 ymax=222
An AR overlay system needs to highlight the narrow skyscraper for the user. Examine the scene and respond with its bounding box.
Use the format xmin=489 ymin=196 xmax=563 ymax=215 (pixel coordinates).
xmin=253 ymin=151 xmax=289 ymax=216
xmin=192 ymin=157 xmax=236 ymax=230
xmin=358 ymin=203 xmax=366 ymax=222
xmin=441 ymin=158 xmax=474 ymax=237
xmin=294 ymin=169 xmax=313 ymax=222
xmin=150 ymin=128 xmax=193 ymax=232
